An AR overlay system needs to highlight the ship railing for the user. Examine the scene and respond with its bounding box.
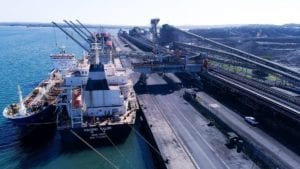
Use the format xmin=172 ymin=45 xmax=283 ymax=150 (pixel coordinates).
xmin=81 ymin=121 xmax=105 ymax=128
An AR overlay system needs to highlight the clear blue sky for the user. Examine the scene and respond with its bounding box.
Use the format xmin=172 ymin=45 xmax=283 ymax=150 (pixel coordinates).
xmin=0 ymin=0 xmax=299 ymax=26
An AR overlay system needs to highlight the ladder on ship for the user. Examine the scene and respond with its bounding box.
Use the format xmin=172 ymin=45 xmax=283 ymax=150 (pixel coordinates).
xmin=71 ymin=108 xmax=83 ymax=128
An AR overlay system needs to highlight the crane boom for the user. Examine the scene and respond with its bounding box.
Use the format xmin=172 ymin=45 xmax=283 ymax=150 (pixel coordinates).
xmin=63 ymin=20 xmax=90 ymax=44
xmin=76 ymin=19 xmax=93 ymax=37
xmin=69 ymin=20 xmax=90 ymax=39
xmin=52 ymin=22 xmax=89 ymax=52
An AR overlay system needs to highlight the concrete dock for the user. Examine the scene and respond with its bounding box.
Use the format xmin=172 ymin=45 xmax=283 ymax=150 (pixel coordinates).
xmin=113 ymin=35 xmax=144 ymax=53
xmin=138 ymin=75 xmax=197 ymax=169
xmin=137 ymin=73 xmax=258 ymax=169
xmin=195 ymin=91 xmax=300 ymax=169
xmin=113 ymin=36 xmax=133 ymax=53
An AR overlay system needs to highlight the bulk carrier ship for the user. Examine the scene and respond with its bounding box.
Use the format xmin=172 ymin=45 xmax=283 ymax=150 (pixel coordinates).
xmin=56 ymin=33 xmax=138 ymax=143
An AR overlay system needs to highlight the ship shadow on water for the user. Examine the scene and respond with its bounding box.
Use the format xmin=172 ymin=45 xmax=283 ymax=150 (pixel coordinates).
xmin=19 ymin=124 xmax=57 ymax=146
xmin=14 ymin=124 xmax=60 ymax=169
xmin=14 ymin=124 xmax=132 ymax=169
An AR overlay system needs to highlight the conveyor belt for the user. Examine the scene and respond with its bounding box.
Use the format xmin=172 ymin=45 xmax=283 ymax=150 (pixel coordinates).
xmin=165 ymin=24 xmax=300 ymax=80
xmin=212 ymin=70 xmax=300 ymax=106
xmin=206 ymin=71 xmax=300 ymax=120
xmin=174 ymin=42 xmax=300 ymax=83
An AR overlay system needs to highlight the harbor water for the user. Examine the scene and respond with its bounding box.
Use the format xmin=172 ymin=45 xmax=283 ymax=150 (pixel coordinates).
xmin=0 ymin=26 xmax=155 ymax=169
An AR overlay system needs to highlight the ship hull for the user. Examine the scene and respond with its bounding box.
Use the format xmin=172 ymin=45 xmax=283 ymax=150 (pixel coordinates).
xmin=5 ymin=105 xmax=57 ymax=127
xmin=59 ymin=123 xmax=134 ymax=144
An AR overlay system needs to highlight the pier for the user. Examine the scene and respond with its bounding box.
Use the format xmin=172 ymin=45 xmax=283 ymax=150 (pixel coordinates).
xmin=135 ymin=73 xmax=258 ymax=169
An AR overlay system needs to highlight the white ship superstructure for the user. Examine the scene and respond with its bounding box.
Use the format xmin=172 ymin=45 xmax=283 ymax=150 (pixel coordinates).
xmin=57 ymin=40 xmax=137 ymax=142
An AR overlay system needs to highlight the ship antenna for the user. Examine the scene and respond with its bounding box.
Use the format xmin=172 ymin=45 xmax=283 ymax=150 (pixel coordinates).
xmin=17 ymin=85 xmax=26 ymax=116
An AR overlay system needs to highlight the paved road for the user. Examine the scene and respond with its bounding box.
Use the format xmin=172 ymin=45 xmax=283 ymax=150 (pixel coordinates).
xmin=138 ymin=73 xmax=257 ymax=169
xmin=196 ymin=91 xmax=300 ymax=169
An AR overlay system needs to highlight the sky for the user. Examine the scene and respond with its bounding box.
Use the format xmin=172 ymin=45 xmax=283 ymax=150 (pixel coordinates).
xmin=0 ymin=0 xmax=300 ymax=26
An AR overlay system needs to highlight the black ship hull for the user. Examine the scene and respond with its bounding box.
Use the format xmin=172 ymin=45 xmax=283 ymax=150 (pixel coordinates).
xmin=59 ymin=123 xmax=133 ymax=145
xmin=7 ymin=105 xmax=57 ymax=127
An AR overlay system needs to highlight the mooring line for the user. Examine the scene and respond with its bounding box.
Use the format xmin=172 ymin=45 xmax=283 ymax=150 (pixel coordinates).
xmin=70 ymin=130 xmax=119 ymax=169
xmin=98 ymin=126 xmax=135 ymax=169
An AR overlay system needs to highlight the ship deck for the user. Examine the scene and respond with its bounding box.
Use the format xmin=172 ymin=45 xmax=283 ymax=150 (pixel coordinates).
xmin=25 ymin=73 xmax=63 ymax=107
xmin=80 ymin=109 xmax=136 ymax=128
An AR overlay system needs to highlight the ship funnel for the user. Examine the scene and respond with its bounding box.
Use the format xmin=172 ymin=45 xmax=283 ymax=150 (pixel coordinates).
xmin=17 ymin=85 xmax=26 ymax=116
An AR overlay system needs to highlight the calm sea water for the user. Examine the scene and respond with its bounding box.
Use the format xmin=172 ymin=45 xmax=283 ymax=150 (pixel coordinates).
xmin=0 ymin=26 xmax=154 ymax=169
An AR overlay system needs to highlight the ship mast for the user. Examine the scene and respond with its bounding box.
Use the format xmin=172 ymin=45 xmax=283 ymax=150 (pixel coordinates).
xmin=17 ymin=85 xmax=26 ymax=115
xmin=95 ymin=43 xmax=100 ymax=64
